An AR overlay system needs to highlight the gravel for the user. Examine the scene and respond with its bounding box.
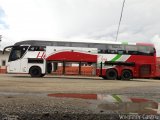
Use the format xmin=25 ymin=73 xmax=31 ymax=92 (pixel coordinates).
xmin=0 ymin=95 xmax=121 ymax=120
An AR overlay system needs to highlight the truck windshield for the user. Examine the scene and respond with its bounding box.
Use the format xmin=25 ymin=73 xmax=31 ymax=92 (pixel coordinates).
xmin=8 ymin=46 xmax=29 ymax=62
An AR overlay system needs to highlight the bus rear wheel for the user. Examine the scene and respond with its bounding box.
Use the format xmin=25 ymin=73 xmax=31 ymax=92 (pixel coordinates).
xmin=121 ymin=70 xmax=132 ymax=80
xmin=106 ymin=69 xmax=117 ymax=80
xmin=29 ymin=66 xmax=42 ymax=77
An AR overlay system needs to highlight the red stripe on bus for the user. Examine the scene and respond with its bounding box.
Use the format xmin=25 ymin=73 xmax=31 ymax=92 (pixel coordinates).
xmin=46 ymin=51 xmax=97 ymax=62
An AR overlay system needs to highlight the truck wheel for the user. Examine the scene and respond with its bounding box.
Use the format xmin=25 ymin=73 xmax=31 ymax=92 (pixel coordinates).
xmin=106 ymin=69 xmax=117 ymax=80
xmin=121 ymin=70 xmax=132 ymax=80
xmin=29 ymin=66 xmax=42 ymax=77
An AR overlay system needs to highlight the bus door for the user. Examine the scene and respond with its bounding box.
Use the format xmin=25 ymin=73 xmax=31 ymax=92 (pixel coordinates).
xmin=7 ymin=46 xmax=28 ymax=73
xmin=8 ymin=49 xmax=21 ymax=73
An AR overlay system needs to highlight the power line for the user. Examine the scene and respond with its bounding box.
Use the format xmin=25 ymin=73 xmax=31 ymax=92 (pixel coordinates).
xmin=115 ymin=0 xmax=126 ymax=42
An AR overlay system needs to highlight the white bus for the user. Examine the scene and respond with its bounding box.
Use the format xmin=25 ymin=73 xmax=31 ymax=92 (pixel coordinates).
xmin=3 ymin=40 xmax=156 ymax=80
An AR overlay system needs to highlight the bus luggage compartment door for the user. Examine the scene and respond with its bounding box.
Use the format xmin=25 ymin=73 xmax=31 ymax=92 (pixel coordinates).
xmin=139 ymin=64 xmax=151 ymax=77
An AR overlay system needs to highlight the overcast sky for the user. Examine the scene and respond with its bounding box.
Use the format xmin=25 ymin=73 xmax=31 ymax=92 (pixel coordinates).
xmin=0 ymin=0 xmax=160 ymax=55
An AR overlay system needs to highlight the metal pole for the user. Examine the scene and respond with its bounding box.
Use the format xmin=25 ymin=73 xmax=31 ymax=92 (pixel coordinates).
xmin=100 ymin=62 xmax=103 ymax=76
xmin=115 ymin=0 xmax=126 ymax=41
xmin=62 ymin=61 xmax=65 ymax=75
xmin=79 ymin=62 xmax=81 ymax=75
xmin=0 ymin=35 xmax=2 ymax=47
xmin=0 ymin=35 xmax=2 ymax=41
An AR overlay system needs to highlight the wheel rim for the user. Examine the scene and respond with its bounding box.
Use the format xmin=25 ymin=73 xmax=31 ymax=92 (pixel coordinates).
xmin=107 ymin=69 xmax=117 ymax=79
xmin=124 ymin=72 xmax=130 ymax=78
xmin=122 ymin=70 xmax=132 ymax=80
xmin=109 ymin=71 xmax=116 ymax=77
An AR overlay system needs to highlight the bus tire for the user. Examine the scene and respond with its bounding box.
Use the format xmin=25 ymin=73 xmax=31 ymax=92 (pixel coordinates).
xmin=29 ymin=66 xmax=42 ymax=77
xmin=106 ymin=69 xmax=117 ymax=80
xmin=121 ymin=70 xmax=132 ymax=80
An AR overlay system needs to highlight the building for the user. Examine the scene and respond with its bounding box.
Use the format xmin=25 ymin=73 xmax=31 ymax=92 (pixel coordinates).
xmin=0 ymin=50 xmax=9 ymax=74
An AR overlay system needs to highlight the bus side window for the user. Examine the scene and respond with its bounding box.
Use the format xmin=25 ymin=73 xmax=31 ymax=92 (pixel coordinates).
xmin=107 ymin=50 xmax=111 ymax=54
xmin=98 ymin=49 xmax=109 ymax=54
xmin=138 ymin=46 xmax=155 ymax=56
xmin=98 ymin=49 xmax=103 ymax=53
xmin=29 ymin=46 xmax=35 ymax=51
xmin=29 ymin=46 xmax=46 ymax=51
xmin=108 ymin=50 xmax=116 ymax=54
xmin=126 ymin=45 xmax=138 ymax=55
xmin=105 ymin=50 xmax=108 ymax=53
xmin=117 ymin=50 xmax=126 ymax=54
xmin=128 ymin=50 xmax=138 ymax=55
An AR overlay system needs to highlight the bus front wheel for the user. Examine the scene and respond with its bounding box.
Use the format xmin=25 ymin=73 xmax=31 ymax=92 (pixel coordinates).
xmin=29 ymin=66 xmax=42 ymax=77
xmin=121 ymin=70 xmax=132 ymax=80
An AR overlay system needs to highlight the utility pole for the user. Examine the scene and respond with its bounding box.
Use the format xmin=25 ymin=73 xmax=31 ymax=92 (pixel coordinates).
xmin=115 ymin=0 xmax=126 ymax=42
xmin=0 ymin=35 xmax=2 ymax=47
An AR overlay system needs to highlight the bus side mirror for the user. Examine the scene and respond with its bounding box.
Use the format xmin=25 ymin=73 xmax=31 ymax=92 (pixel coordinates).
xmin=2 ymin=45 xmax=14 ymax=54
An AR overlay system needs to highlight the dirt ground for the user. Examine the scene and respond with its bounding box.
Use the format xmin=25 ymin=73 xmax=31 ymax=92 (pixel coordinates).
xmin=0 ymin=74 xmax=160 ymax=120
xmin=0 ymin=74 xmax=160 ymax=93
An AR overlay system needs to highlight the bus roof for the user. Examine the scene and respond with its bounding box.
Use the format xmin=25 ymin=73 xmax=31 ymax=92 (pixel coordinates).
xmin=14 ymin=40 xmax=154 ymax=47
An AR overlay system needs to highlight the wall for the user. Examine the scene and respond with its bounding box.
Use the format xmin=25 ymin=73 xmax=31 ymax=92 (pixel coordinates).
xmin=0 ymin=51 xmax=9 ymax=74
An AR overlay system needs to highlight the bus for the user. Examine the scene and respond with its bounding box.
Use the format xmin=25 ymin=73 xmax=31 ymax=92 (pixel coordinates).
xmin=3 ymin=40 xmax=157 ymax=80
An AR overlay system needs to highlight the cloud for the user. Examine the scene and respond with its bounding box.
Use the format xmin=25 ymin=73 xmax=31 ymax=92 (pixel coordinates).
xmin=0 ymin=0 xmax=160 ymax=55
xmin=0 ymin=7 xmax=9 ymax=29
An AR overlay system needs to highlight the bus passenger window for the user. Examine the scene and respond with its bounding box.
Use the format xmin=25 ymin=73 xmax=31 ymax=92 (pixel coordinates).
xmin=126 ymin=45 xmax=138 ymax=55
xmin=128 ymin=51 xmax=138 ymax=55
xmin=98 ymin=49 xmax=103 ymax=53
xmin=138 ymin=46 xmax=154 ymax=56
xmin=29 ymin=46 xmax=46 ymax=51
xmin=104 ymin=50 xmax=108 ymax=53
xmin=110 ymin=50 xmax=116 ymax=54
xmin=29 ymin=47 xmax=35 ymax=51
xmin=117 ymin=50 xmax=125 ymax=54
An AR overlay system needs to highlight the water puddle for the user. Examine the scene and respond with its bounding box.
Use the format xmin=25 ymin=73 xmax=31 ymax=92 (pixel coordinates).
xmin=0 ymin=92 xmax=159 ymax=114
xmin=48 ymin=93 xmax=160 ymax=114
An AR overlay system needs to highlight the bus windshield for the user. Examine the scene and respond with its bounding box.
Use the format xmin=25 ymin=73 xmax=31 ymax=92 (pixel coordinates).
xmin=8 ymin=46 xmax=29 ymax=62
